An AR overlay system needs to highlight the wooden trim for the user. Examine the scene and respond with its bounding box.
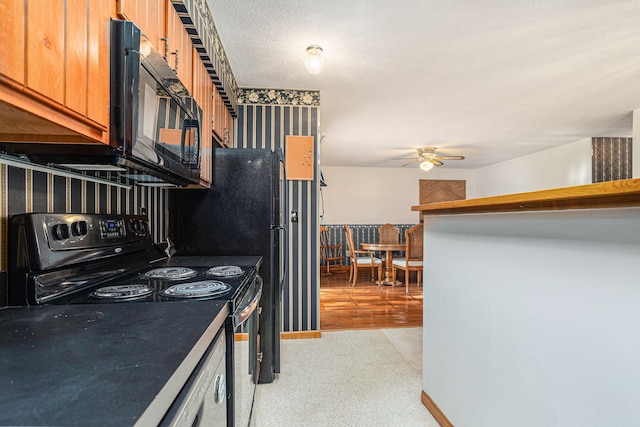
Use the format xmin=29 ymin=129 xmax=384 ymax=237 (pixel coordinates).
xmin=281 ymin=331 xmax=321 ymax=339
xmin=413 ymin=178 xmax=640 ymax=215
xmin=421 ymin=390 xmax=454 ymax=427
xmin=234 ymin=333 xmax=248 ymax=341
xmin=237 ymin=331 xmax=321 ymax=341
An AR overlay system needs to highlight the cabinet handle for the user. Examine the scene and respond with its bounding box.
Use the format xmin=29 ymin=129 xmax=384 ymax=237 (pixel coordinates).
xmin=171 ymin=50 xmax=179 ymax=73
xmin=160 ymin=36 xmax=169 ymax=60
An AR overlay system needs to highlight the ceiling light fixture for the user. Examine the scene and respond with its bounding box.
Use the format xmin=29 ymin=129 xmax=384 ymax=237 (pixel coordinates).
xmin=304 ymin=45 xmax=324 ymax=74
xmin=419 ymin=160 xmax=434 ymax=171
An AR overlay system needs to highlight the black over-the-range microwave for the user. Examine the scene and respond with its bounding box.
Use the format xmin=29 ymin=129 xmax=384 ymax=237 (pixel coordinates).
xmin=2 ymin=20 xmax=202 ymax=187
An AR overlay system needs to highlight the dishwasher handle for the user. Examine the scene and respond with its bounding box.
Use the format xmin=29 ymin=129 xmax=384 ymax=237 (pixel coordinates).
xmin=232 ymin=275 xmax=263 ymax=328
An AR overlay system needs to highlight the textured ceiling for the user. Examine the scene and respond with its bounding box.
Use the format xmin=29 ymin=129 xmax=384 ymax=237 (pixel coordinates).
xmin=208 ymin=0 xmax=640 ymax=169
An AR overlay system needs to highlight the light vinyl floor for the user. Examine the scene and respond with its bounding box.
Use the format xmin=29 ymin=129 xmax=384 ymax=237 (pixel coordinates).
xmin=252 ymin=327 xmax=439 ymax=427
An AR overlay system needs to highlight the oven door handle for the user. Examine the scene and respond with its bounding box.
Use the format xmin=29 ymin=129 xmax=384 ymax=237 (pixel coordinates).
xmin=232 ymin=276 xmax=263 ymax=328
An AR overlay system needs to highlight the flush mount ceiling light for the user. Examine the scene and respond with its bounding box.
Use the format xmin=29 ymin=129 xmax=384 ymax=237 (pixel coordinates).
xmin=304 ymin=45 xmax=324 ymax=74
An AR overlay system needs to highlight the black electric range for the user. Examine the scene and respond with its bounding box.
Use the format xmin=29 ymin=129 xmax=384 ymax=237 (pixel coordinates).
xmin=7 ymin=213 xmax=260 ymax=308
xmin=5 ymin=212 xmax=263 ymax=427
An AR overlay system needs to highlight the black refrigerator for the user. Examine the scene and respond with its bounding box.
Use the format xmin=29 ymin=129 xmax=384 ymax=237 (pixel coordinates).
xmin=169 ymin=148 xmax=287 ymax=384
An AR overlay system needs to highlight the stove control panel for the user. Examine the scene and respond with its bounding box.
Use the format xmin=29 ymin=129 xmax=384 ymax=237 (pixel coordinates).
xmin=23 ymin=213 xmax=152 ymax=252
xmin=10 ymin=213 xmax=161 ymax=275
xmin=99 ymin=219 xmax=126 ymax=238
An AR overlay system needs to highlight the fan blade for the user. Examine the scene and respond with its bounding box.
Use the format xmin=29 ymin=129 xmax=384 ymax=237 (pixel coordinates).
xmin=401 ymin=159 xmax=420 ymax=167
xmin=435 ymin=155 xmax=465 ymax=160
xmin=431 ymin=159 xmax=444 ymax=166
xmin=392 ymin=156 xmax=417 ymax=160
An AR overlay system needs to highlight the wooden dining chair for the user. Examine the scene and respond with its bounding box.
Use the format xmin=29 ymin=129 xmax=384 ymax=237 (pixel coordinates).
xmin=378 ymin=223 xmax=400 ymax=244
xmin=343 ymin=225 xmax=382 ymax=286
xmin=320 ymin=225 xmax=344 ymax=275
xmin=391 ymin=224 xmax=424 ymax=293
xmin=377 ymin=223 xmax=400 ymax=266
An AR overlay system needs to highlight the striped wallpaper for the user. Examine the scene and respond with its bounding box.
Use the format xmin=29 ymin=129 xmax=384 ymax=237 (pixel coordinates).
xmin=0 ymin=163 xmax=169 ymax=286
xmin=592 ymin=137 xmax=632 ymax=183
xmin=236 ymin=99 xmax=320 ymax=332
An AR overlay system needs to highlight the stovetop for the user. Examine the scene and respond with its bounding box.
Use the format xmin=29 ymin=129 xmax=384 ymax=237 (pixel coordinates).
xmin=63 ymin=256 xmax=261 ymax=309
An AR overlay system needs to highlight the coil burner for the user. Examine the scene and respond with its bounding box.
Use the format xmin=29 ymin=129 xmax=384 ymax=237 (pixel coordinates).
xmin=160 ymin=281 xmax=231 ymax=299
xmin=90 ymin=284 xmax=154 ymax=300
xmin=142 ymin=267 xmax=198 ymax=280
xmin=206 ymin=265 xmax=244 ymax=277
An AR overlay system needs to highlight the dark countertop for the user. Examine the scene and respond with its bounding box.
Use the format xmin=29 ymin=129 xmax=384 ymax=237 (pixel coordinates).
xmin=0 ymin=301 xmax=229 ymax=426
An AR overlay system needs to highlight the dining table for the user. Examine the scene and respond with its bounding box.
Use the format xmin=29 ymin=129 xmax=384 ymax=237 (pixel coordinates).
xmin=361 ymin=242 xmax=405 ymax=286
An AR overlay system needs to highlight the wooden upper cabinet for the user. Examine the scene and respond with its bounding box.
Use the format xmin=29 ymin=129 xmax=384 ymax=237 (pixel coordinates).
xmin=118 ymin=1 xmax=192 ymax=93
xmin=116 ymin=0 xmax=166 ymax=52
xmin=166 ymin=4 xmax=193 ymax=95
xmin=0 ymin=0 xmax=110 ymax=144
xmin=213 ymin=85 xmax=233 ymax=147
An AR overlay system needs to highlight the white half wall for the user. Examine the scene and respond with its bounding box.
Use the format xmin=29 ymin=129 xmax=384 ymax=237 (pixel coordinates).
xmin=319 ymin=166 xmax=476 ymax=224
xmin=474 ymin=137 xmax=592 ymax=197
xmin=423 ymin=207 xmax=640 ymax=427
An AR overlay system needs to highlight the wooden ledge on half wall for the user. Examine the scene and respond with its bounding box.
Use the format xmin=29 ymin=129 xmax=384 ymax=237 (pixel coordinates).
xmin=412 ymin=178 xmax=640 ymax=215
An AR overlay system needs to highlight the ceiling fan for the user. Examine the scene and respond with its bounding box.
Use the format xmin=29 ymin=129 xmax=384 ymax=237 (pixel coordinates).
xmin=395 ymin=147 xmax=465 ymax=171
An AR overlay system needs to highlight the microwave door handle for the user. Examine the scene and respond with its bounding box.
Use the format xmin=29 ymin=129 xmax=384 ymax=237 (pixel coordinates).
xmin=182 ymin=118 xmax=199 ymax=167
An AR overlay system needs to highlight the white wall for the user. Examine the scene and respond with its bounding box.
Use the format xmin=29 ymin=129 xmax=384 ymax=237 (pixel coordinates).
xmin=474 ymin=137 xmax=592 ymax=197
xmin=422 ymin=207 xmax=640 ymax=427
xmin=320 ymin=166 xmax=476 ymax=224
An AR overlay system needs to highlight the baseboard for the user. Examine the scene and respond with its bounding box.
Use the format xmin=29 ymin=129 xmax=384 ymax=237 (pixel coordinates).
xmin=237 ymin=331 xmax=321 ymax=341
xmin=235 ymin=333 xmax=248 ymax=341
xmin=281 ymin=331 xmax=322 ymax=339
xmin=421 ymin=390 xmax=453 ymax=427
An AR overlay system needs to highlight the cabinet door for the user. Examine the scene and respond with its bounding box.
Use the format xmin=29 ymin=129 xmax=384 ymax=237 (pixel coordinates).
xmin=166 ymin=4 xmax=193 ymax=94
xmin=225 ymin=107 xmax=234 ymax=148
xmin=212 ymin=85 xmax=224 ymax=143
xmin=116 ymin=0 xmax=166 ymax=51
xmin=66 ymin=0 xmax=88 ymax=116
xmin=0 ymin=1 xmax=26 ymax=84
xmin=27 ymin=0 xmax=65 ymax=104
xmin=213 ymin=87 xmax=233 ymax=148
xmin=86 ymin=0 xmax=109 ymax=125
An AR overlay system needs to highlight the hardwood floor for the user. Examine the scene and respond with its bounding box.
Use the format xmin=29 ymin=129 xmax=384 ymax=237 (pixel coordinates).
xmin=320 ymin=267 xmax=423 ymax=331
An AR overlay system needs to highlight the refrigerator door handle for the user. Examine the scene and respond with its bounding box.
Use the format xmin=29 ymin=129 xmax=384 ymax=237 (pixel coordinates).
xmin=271 ymin=224 xmax=288 ymax=288
xmin=280 ymin=224 xmax=288 ymax=288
